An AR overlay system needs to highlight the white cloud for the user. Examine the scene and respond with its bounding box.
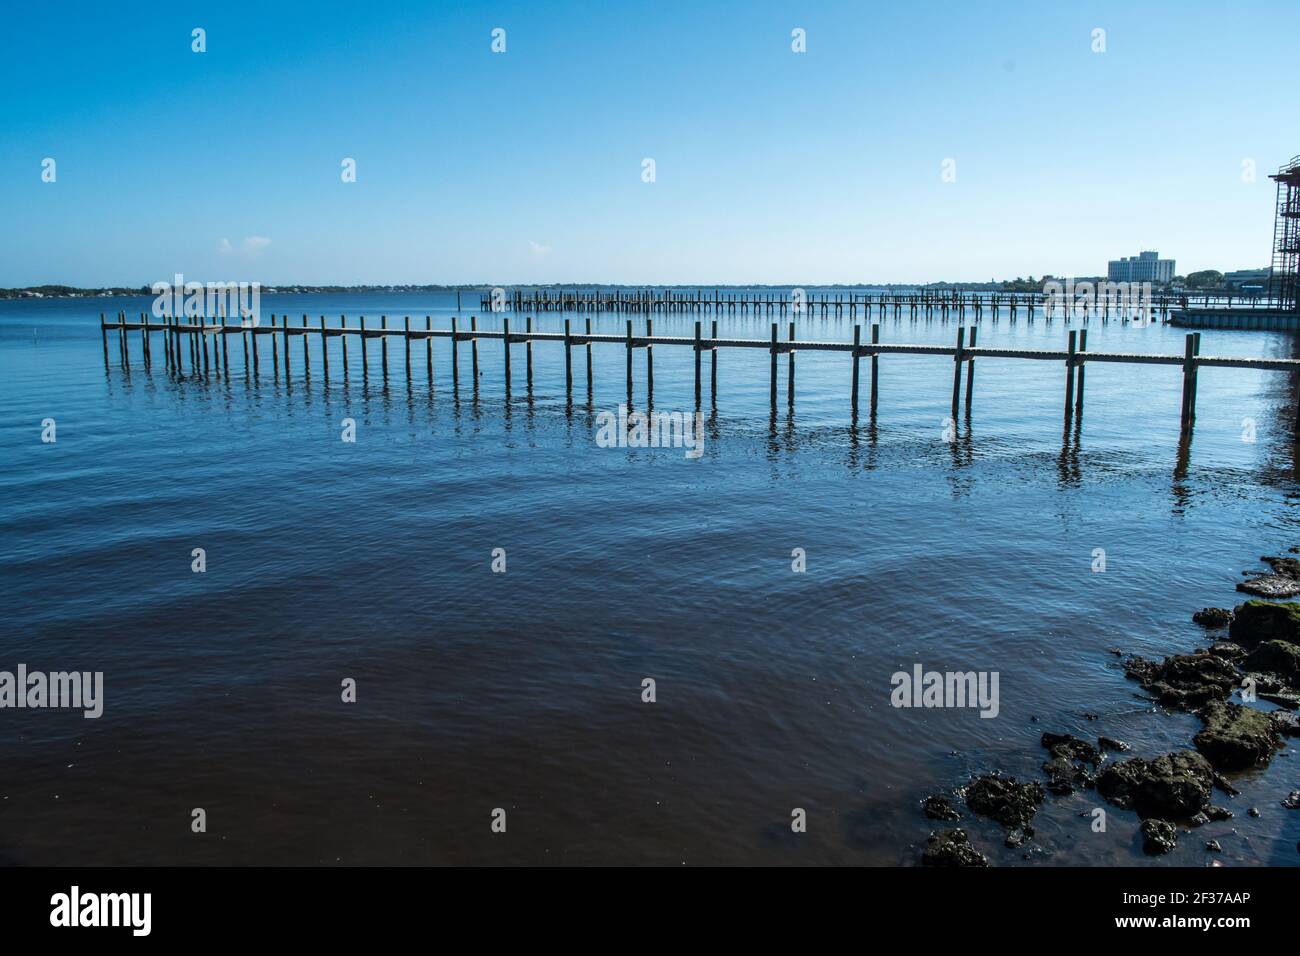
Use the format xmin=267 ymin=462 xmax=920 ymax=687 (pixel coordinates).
xmin=529 ymin=240 xmax=551 ymax=258
xmin=217 ymin=236 xmax=272 ymax=257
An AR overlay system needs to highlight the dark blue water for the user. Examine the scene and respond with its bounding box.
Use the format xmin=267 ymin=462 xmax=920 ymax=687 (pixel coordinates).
xmin=3 ymin=291 xmax=1299 ymax=865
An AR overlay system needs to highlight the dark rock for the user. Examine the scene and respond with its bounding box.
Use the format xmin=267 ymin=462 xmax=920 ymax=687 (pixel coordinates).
xmin=1041 ymin=732 xmax=1101 ymax=762
xmin=1248 ymin=807 xmax=1261 ymax=817
xmin=922 ymin=794 xmax=961 ymax=821
xmin=1004 ymin=827 xmax=1032 ymax=848
xmin=1208 ymin=642 xmax=1246 ymax=662
xmin=1229 ymin=601 xmax=1300 ymax=649
xmin=1283 ymin=791 xmax=1300 ymax=810
xmin=964 ymin=774 xmax=1044 ymax=829
xmin=921 ymin=828 xmax=988 ymax=867
xmin=1096 ymin=751 xmax=1216 ymax=819
xmin=1190 ymin=811 xmax=1210 ymax=826
xmin=1193 ymin=608 xmax=1234 ymax=628
xmin=1098 ymin=736 xmax=1130 ymax=753
xmin=1193 ymin=700 xmax=1281 ymax=770
xmin=1206 ymin=840 xmax=1222 ymax=852
xmin=1124 ymin=652 xmax=1239 ymax=708
xmin=1272 ymin=711 xmax=1300 ymax=737
xmin=1236 ymin=575 xmax=1300 ymax=598
xmin=1244 ymin=640 xmax=1300 ymax=688
xmin=1207 ymin=805 xmax=1234 ymax=821
xmin=1141 ymin=819 xmax=1177 ymax=855
xmin=1040 ymin=733 xmax=1101 ymax=794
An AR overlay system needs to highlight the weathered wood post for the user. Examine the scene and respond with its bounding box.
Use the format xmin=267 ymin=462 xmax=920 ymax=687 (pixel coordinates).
xmin=280 ymin=313 xmax=289 ymax=377
xmin=1075 ymin=329 xmax=1086 ymax=415
xmin=503 ymin=316 xmax=512 ymax=391
xmin=851 ymin=324 xmax=861 ymax=416
xmin=320 ymin=316 xmax=329 ymax=378
xmin=625 ymin=319 xmax=633 ymax=403
xmin=964 ymin=325 xmax=977 ymax=410
xmin=1065 ymin=330 xmax=1077 ymax=419
xmin=787 ymin=320 xmax=795 ymax=407
xmin=469 ymin=316 xmax=479 ymax=381
xmin=252 ymin=318 xmax=261 ymax=375
xmin=525 ymin=316 xmax=534 ymax=388
xmin=241 ymin=319 xmax=249 ymax=371
xmin=564 ymin=319 xmax=573 ymax=397
xmin=951 ymin=326 xmax=965 ymax=417
xmin=272 ymin=315 xmax=280 ymax=375
xmin=769 ymin=322 xmax=778 ymax=409
xmin=711 ymin=319 xmax=718 ymax=404
xmin=870 ymin=323 xmax=880 ymax=413
xmin=451 ymin=316 xmax=459 ymax=388
xmin=426 ymin=316 xmax=433 ymax=386
xmin=585 ymin=317 xmax=593 ymax=397
xmin=220 ymin=314 xmax=229 ymax=368
xmin=298 ymin=314 xmax=309 ymax=376
xmin=404 ymin=316 xmax=412 ymax=378
xmin=694 ymin=320 xmax=702 ymax=407
xmin=1180 ymin=332 xmax=1200 ymax=431
xmin=646 ymin=318 xmax=654 ymax=399
xmin=358 ymin=316 xmax=367 ymax=375
xmin=380 ymin=315 xmax=388 ymax=378
xmin=100 ymin=313 xmax=109 ymax=367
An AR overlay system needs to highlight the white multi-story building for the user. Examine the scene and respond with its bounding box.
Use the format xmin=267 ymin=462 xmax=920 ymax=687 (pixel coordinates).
xmin=1107 ymin=251 xmax=1175 ymax=284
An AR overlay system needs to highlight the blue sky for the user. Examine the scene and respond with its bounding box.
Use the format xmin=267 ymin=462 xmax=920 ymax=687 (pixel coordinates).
xmin=1 ymin=1 xmax=1295 ymax=286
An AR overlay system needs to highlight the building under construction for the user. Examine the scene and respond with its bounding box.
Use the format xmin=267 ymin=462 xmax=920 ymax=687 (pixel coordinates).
xmin=1270 ymin=155 xmax=1300 ymax=313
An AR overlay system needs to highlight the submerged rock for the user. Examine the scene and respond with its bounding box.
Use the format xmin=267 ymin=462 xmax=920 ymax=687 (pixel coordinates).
xmin=1244 ymin=640 xmax=1300 ymax=688
xmin=1096 ymin=751 xmax=1216 ymax=819
xmin=1237 ymin=557 xmax=1300 ymax=598
xmin=1207 ymin=642 xmax=1246 ymax=663
xmin=1207 ymin=805 xmax=1234 ymax=821
xmin=1229 ymin=601 xmax=1300 ymax=649
xmin=1193 ymin=608 xmax=1234 ymax=628
xmin=921 ymin=828 xmax=988 ymax=867
xmin=1206 ymin=840 xmax=1222 ymax=852
xmin=1141 ymin=819 xmax=1178 ymax=855
xmin=1124 ymin=652 xmax=1238 ymax=708
xmin=1283 ymin=791 xmax=1300 ymax=810
xmin=964 ymin=774 xmax=1044 ymax=829
xmin=1098 ymin=735 xmax=1130 ymax=753
xmin=1040 ymin=733 xmax=1101 ymax=794
xmin=921 ymin=794 xmax=961 ymax=821
xmin=1193 ymin=700 xmax=1281 ymax=770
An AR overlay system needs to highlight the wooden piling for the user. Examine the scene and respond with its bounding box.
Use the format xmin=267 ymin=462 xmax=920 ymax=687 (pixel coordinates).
xmin=787 ymin=321 xmax=795 ymax=407
xmin=1075 ymin=329 xmax=1086 ymax=415
xmin=951 ymin=326 xmax=965 ymax=417
xmin=339 ymin=316 xmax=346 ymax=375
xmin=526 ymin=316 xmax=534 ymax=389
xmin=646 ymin=318 xmax=654 ymax=398
xmin=965 ymin=325 xmax=977 ymax=410
xmin=585 ymin=318 xmax=593 ymax=398
xmin=870 ymin=323 xmax=880 ymax=413
xmin=470 ymin=316 xmax=479 ymax=381
xmin=301 ymin=314 xmax=309 ymax=374
xmin=770 ymin=323 xmax=778 ymax=409
xmin=380 ymin=316 xmax=388 ymax=377
xmin=281 ymin=314 xmax=289 ymax=376
xmin=851 ymin=324 xmax=861 ymax=415
xmin=711 ymin=319 xmax=718 ymax=404
xmin=503 ymin=317 xmax=512 ymax=391
xmin=1065 ymin=330 xmax=1077 ymax=418
xmin=694 ymin=320 xmax=702 ymax=406
xmin=625 ymin=319 xmax=633 ymax=403
xmin=426 ymin=317 xmax=433 ymax=386
xmin=564 ymin=319 xmax=573 ymax=397
xmin=320 ymin=316 xmax=329 ymax=377
xmin=100 ymin=313 xmax=109 ymax=366
xmin=272 ymin=315 xmax=280 ymax=375
xmin=405 ymin=316 xmax=412 ymax=378
xmin=451 ymin=316 xmax=459 ymax=388
xmin=359 ymin=316 xmax=367 ymax=374
xmin=221 ymin=315 xmax=230 ymax=368
xmin=252 ymin=318 xmax=260 ymax=375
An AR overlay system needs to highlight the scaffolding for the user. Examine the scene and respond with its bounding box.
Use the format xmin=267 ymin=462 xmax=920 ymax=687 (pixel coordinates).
xmin=1269 ymin=155 xmax=1300 ymax=312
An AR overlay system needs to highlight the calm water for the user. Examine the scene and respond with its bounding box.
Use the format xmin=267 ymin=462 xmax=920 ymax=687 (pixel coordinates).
xmin=3 ymin=290 xmax=1299 ymax=866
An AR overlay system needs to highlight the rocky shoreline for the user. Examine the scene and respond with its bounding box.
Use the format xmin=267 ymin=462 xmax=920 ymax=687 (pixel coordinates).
xmin=919 ymin=554 xmax=1300 ymax=866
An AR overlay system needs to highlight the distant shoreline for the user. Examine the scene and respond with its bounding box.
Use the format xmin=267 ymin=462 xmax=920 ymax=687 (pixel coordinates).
xmin=1 ymin=278 xmax=1130 ymax=301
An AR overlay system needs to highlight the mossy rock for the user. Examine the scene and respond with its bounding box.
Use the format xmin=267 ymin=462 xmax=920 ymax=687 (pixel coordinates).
xmin=1244 ymin=640 xmax=1300 ymax=688
xmin=1193 ymin=700 xmax=1280 ymax=770
xmin=1229 ymin=601 xmax=1300 ymax=649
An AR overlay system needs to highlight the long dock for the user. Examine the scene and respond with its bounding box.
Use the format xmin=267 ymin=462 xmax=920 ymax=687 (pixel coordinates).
xmin=101 ymin=312 xmax=1300 ymax=434
xmin=477 ymin=288 xmax=1283 ymax=321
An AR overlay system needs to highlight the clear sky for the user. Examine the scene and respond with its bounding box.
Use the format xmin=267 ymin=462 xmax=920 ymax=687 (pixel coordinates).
xmin=1 ymin=1 xmax=1296 ymax=287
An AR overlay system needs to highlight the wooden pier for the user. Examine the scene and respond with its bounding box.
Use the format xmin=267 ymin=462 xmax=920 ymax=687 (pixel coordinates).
xmin=476 ymin=288 xmax=1234 ymax=323
xmin=101 ymin=312 xmax=1300 ymax=434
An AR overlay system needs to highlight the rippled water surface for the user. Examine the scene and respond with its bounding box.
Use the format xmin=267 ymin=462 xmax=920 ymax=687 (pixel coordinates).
xmin=3 ymin=291 xmax=1299 ymax=865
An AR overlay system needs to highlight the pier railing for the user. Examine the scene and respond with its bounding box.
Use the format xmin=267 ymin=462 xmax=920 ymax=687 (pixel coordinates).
xmin=101 ymin=313 xmax=1300 ymax=434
